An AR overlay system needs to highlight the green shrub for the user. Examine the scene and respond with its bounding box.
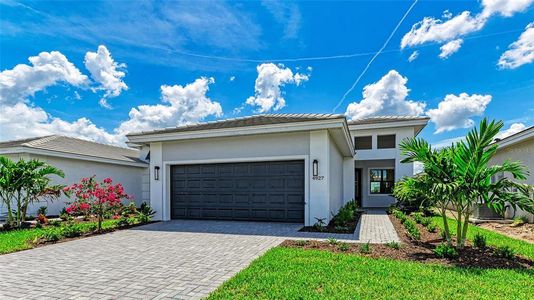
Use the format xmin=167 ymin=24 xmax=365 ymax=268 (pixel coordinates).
xmin=313 ymin=218 xmax=327 ymax=232
xmin=473 ymin=233 xmax=487 ymax=249
xmin=332 ymin=201 xmax=356 ymax=227
xmin=62 ymin=224 xmax=82 ymax=238
xmin=116 ymin=217 xmax=128 ymax=227
xmin=420 ymin=217 xmax=432 ymax=227
xmin=295 ymin=240 xmax=308 ymax=247
xmin=49 ymin=220 xmax=62 ymax=227
xmin=137 ymin=202 xmax=156 ymax=223
xmin=494 ymin=246 xmax=515 ymax=259
xmin=434 ymin=243 xmax=458 ymax=259
xmin=511 ymin=216 xmax=529 ymax=227
xmin=41 ymin=231 xmax=64 ymax=242
xmin=411 ymin=212 xmax=424 ymax=224
xmin=426 ymin=223 xmax=437 ymax=233
xmin=386 ymin=241 xmax=401 ymax=250
xmin=403 ymin=219 xmax=421 ymax=240
xmin=327 ymin=238 xmax=338 ymax=245
xmin=359 ymin=242 xmax=372 ymax=254
xmin=338 ymin=242 xmax=350 ymax=252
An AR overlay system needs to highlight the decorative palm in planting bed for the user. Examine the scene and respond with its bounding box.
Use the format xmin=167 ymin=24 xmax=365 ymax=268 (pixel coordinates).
xmin=394 ymin=118 xmax=534 ymax=250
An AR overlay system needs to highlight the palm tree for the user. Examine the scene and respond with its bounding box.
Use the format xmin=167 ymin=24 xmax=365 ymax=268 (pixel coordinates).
xmin=0 ymin=156 xmax=64 ymax=227
xmin=396 ymin=119 xmax=533 ymax=249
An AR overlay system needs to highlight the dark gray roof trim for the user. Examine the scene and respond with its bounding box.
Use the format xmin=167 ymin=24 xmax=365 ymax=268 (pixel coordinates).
xmin=0 ymin=135 xmax=144 ymax=164
xmin=348 ymin=116 xmax=430 ymax=125
xmin=127 ymin=114 xmax=346 ymax=137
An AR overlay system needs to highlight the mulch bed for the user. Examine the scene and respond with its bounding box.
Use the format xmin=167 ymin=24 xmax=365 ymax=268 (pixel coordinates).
xmin=282 ymin=214 xmax=533 ymax=270
xmin=299 ymin=211 xmax=363 ymax=234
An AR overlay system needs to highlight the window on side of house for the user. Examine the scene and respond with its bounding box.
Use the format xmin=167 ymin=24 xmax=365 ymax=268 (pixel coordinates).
xmin=377 ymin=134 xmax=396 ymax=149
xmin=369 ymin=169 xmax=394 ymax=194
xmin=355 ymin=136 xmax=372 ymax=150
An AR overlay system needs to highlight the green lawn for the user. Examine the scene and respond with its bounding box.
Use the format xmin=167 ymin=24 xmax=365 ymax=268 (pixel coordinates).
xmin=432 ymin=216 xmax=534 ymax=260
xmin=0 ymin=220 xmax=119 ymax=254
xmin=208 ymin=247 xmax=534 ymax=300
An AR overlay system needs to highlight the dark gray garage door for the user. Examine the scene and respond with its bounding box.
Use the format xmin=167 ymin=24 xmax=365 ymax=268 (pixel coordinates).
xmin=170 ymin=160 xmax=304 ymax=222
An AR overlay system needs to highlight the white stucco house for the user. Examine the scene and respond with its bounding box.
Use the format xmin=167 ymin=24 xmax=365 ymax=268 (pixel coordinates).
xmin=489 ymin=125 xmax=534 ymax=223
xmin=126 ymin=114 xmax=429 ymax=226
xmin=0 ymin=135 xmax=149 ymax=217
xmin=1 ymin=114 xmax=429 ymax=225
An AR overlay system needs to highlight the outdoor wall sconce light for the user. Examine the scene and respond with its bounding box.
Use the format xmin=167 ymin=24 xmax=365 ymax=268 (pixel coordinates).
xmin=312 ymin=159 xmax=319 ymax=176
xmin=154 ymin=166 xmax=160 ymax=181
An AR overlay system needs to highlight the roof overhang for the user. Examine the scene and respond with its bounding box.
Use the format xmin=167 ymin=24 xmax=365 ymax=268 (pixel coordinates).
xmin=348 ymin=118 xmax=429 ymax=136
xmin=493 ymin=126 xmax=534 ymax=150
xmin=127 ymin=118 xmax=355 ymax=157
xmin=0 ymin=147 xmax=148 ymax=168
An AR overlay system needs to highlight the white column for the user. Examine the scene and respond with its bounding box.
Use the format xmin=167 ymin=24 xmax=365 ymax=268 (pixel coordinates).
xmin=309 ymin=130 xmax=330 ymax=226
xmin=343 ymin=157 xmax=355 ymax=204
xmin=149 ymin=142 xmax=164 ymax=221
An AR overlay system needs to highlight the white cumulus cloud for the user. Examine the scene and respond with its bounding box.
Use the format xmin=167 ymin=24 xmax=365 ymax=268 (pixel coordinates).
xmin=481 ymin=0 xmax=534 ymax=18
xmin=401 ymin=0 xmax=534 ymax=58
xmin=401 ymin=11 xmax=484 ymax=49
xmin=427 ymin=93 xmax=492 ymax=133
xmin=0 ymin=51 xmax=88 ymax=105
xmin=84 ymin=45 xmax=128 ymax=108
xmin=116 ymin=77 xmax=222 ymax=136
xmin=245 ymin=63 xmax=309 ymax=113
xmin=439 ymin=39 xmax=463 ymax=59
xmin=0 ymin=102 xmax=121 ymax=144
xmin=498 ymin=22 xmax=534 ymax=69
xmin=345 ymin=70 xmax=426 ymax=120
xmin=495 ymin=123 xmax=528 ymax=139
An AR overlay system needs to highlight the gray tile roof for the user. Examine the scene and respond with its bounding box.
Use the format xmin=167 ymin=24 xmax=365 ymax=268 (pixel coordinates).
xmin=0 ymin=135 xmax=144 ymax=164
xmin=127 ymin=113 xmax=346 ymax=137
xmin=347 ymin=115 xmax=430 ymax=125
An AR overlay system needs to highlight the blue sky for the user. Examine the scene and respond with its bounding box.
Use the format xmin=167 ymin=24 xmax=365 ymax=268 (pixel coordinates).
xmin=1 ymin=0 xmax=533 ymax=146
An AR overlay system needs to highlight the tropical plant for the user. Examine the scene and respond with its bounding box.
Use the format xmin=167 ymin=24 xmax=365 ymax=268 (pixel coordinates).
xmin=473 ymin=233 xmax=487 ymax=249
xmin=64 ymin=176 xmax=130 ymax=231
xmin=136 ymin=202 xmax=156 ymax=223
xmin=359 ymin=242 xmax=371 ymax=253
xmin=386 ymin=241 xmax=401 ymax=250
xmin=396 ymin=119 xmax=534 ymax=249
xmin=0 ymin=156 xmax=64 ymax=227
xmin=433 ymin=243 xmax=458 ymax=259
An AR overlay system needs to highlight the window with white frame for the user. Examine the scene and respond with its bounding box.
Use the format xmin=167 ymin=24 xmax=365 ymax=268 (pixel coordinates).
xmin=370 ymin=169 xmax=394 ymax=194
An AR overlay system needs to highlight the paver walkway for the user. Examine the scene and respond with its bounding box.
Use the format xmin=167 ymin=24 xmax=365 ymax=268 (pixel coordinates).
xmin=0 ymin=213 xmax=398 ymax=299
xmin=358 ymin=209 xmax=400 ymax=243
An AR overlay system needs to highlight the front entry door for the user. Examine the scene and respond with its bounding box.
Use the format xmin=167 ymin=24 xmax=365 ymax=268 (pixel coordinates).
xmin=355 ymin=168 xmax=362 ymax=207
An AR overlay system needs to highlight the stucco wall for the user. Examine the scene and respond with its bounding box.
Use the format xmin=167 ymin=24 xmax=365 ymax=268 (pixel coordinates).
xmin=490 ymin=138 xmax=534 ymax=222
xmin=350 ymin=126 xmax=415 ymax=208
xmin=161 ymin=131 xmax=310 ymax=162
xmin=355 ymin=159 xmax=396 ymax=208
xmin=329 ymin=134 xmax=344 ymax=216
xmin=1 ymin=153 xmax=147 ymax=216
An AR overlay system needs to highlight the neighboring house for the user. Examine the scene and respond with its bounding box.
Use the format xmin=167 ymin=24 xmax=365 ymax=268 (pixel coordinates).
xmin=0 ymin=135 xmax=148 ymax=217
xmin=126 ymin=114 xmax=429 ymax=226
xmin=489 ymin=126 xmax=534 ymax=223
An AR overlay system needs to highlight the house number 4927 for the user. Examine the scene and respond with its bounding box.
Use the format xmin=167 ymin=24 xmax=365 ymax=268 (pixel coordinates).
xmin=312 ymin=176 xmax=324 ymax=180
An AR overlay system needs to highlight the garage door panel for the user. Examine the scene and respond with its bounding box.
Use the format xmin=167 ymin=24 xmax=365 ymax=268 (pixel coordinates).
xmin=171 ymin=160 xmax=304 ymax=222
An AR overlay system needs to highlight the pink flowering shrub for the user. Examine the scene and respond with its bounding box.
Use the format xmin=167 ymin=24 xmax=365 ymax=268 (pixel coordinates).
xmin=63 ymin=176 xmax=131 ymax=231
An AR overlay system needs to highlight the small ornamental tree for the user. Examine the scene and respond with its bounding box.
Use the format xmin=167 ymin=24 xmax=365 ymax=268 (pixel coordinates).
xmin=64 ymin=176 xmax=130 ymax=231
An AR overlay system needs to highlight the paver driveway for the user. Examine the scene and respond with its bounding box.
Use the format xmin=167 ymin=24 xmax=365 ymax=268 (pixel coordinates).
xmin=0 ymin=213 xmax=398 ymax=299
xmin=0 ymin=221 xmax=295 ymax=300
